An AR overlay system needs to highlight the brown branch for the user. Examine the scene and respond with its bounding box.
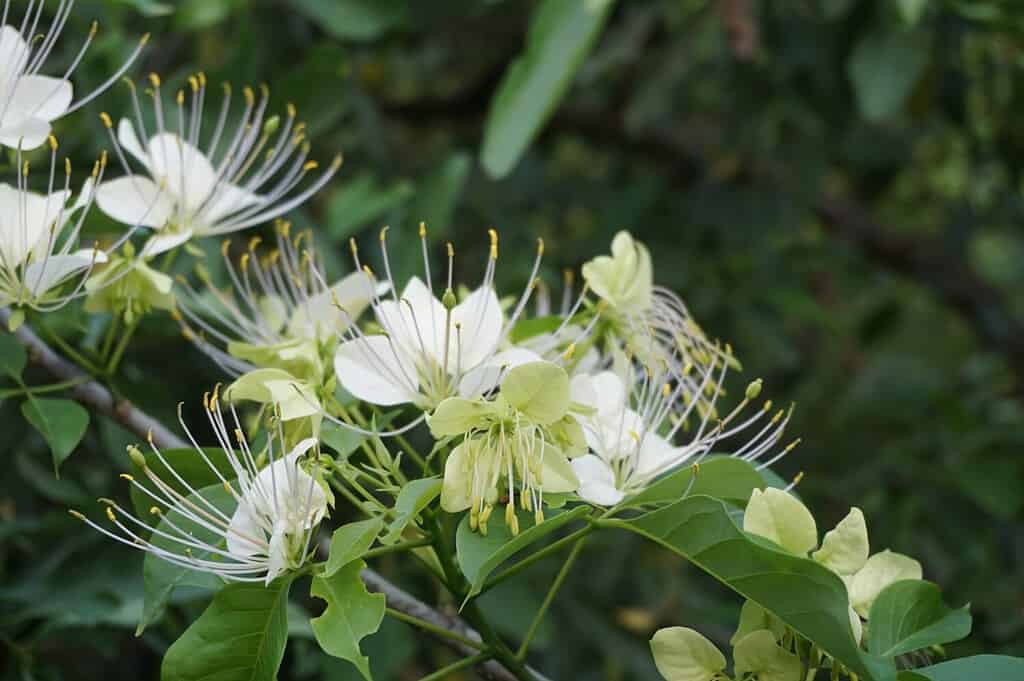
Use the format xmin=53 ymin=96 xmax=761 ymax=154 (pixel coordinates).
xmin=1 ymin=309 xmax=545 ymax=681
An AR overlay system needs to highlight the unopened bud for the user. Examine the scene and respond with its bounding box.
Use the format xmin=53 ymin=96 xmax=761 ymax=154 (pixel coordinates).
xmin=127 ymin=445 xmax=147 ymax=469
xmin=745 ymin=379 xmax=763 ymax=400
xmin=262 ymin=115 xmax=280 ymax=136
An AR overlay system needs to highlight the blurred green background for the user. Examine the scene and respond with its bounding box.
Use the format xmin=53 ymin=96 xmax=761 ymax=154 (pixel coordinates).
xmin=3 ymin=0 xmax=1024 ymax=679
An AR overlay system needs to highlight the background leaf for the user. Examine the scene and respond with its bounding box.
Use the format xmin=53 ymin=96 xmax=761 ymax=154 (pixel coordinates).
xmin=162 ymin=579 xmax=292 ymax=681
xmin=867 ymin=580 xmax=972 ymax=658
xmin=481 ymin=0 xmax=617 ymax=178
xmin=0 ymin=332 xmax=27 ymax=379
xmin=21 ymin=398 xmax=89 ymax=473
xmin=309 ymin=560 xmax=386 ymax=681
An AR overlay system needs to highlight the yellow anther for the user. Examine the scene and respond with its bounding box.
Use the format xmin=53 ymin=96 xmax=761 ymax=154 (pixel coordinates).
xmin=248 ymin=235 xmax=262 ymax=251
xmin=189 ymin=75 xmax=199 ymax=93
xmin=148 ymin=73 xmax=161 ymax=88
xmin=221 ymin=240 xmax=231 ymax=257
xmin=222 ymin=81 xmax=232 ymax=96
xmin=105 ymin=507 xmax=117 ymax=522
xmin=119 ymin=473 xmax=134 ymax=481
xmin=303 ymin=160 xmax=319 ymax=172
xmin=419 ymin=222 xmax=427 ymax=238
xmin=198 ymin=72 xmax=207 ymax=87
xmin=379 ymin=225 xmax=389 ymax=242
xmin=223 ymin=481 xmax=233 ymax=494
xmin=22 ymin=160 xmax=29 ymax=176
xmin=628 ymin=430 xmax=640 ymax=443
xmin=446 ymin=242 xmax=454 ymax=258
xmin=534 ymin=508 xmax=544 ymax=525
xmin=48 ymin=135 xmax=58 ymax=151
xmin=239 ymin=252 xmax=250 ymax=271
xmin=147 ymin=428 xmax=154 ymax=445
xmin=202 ymin=391 xmax=210 ymax=411
xmin=68 ymin=509 xmax=86 ymax=521
xmin=66 ymin=158 xmax=72 ymax=176
xmin=763 ymin=400 xmax=773 ymax=412
xmin=362 ymin=264 xmax=374 ymax=278
xmin=663 ymin=383 xmax=672 ymax=398
xmin=176 ymin=90 xmax=184 ymax=106
xmin=278 ymin=220 xmax=292 ymax=238
xmin=563 ymin=343 xmax=576 ymax=360
xmin=169 ymin=306 xmax=183 ymax=322
xmin=149 ymin=506 xmax=161 ymax=515
xmin=536 ymin=237 xmax=544 ymax=256
xmin=488 ymin=228 xmax=498 ymax=259
xmin=243 ymin=86 xmax=255 ymax=105
xmin=287 ymin=102 xmax=296 ymax=118
xmin=349 ymin=237 xmax=359 ymax=257
xmin=792 ymin=471 xmax=804 ymax=486
xmin=141 ymin=32 xmax=151 ymax=45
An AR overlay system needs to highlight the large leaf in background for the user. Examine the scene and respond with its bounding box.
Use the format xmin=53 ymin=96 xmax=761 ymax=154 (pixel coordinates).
xmin=139 ymin=483 xmax=236 ymax=635
xmin=847 ymin=29 xmax=929 ymax=122
xmin=898 ymin=655 xmax=1024 ymax=681
xmin=162 ymin=579 xmax=292 ymax=681
xmin=324 ymin=518 xmax=383 ymax=577
xmin=481 ymin=0 xmax=617 ymax=178
xmin=129 ymin=447 xmax=235 ymax=521
xmin=287 ymin=0 xmax=408 ymax=41
xmin=605 ymin=495 xmax=896 ymax=681
xmin=310 ymin=560 xmax=386 ymax=681
xmin=628 ymin=456 xmax=766 ymax=507
xmin=22 ymin=398 xmax=89 ymax=473
xmin=867 ymin=580 xmax=971 ymax=658
xmin=457 ymin=505 xmax=591 ymax=599
xmin=0 ymin=331 xmax=27 ymax=379
xmin=381 ymin=477 xmax=441 ymax=544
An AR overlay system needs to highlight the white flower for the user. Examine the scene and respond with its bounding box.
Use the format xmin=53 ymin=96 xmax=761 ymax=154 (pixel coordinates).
xmin=95 ymin=74 xmax=341 ymax=257
xmin=332 ymin=227 xmax=542 ymax=417
xmin=569 ymin=358 xmax=796 ymax=506
xmin=72 ymin=393 xmax=329 ymax=584
xmin=0 ymin=2 xmax=147 ymax=150
xmin=581 ymin=230 xmax=739 ymax=404
xmin=0 ymin=139 xmax=124 ymax=311
xmin=175 ymin=221 xmax=379 ymax=379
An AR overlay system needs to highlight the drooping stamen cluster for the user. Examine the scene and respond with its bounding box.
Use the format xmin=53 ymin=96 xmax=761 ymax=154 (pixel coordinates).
xmin=0 ymin=136 xmax=128 ymax=311
xmin=332 ymin=225 xmax=544 ymax=415
xmin=175 ymin=220 xmax=374 ymax=378
xmin=571 ymin=345 xmax=798 ymax=505
xmin=0 ymin=0 xmax=148 ymax=149
xmin=94 ymin=73 xmax=342 ymax=256
xmin=70 ymin=391 xmax=328 ymax=584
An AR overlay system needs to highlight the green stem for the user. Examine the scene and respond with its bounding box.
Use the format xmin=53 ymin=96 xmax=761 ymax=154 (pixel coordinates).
xmin=385 ymin=608 xmax=485 ymax=651
xmin=364 ymin=537 xmax=432 ymax=559
xmin=99 ymin=314 xmax=119 ymax=362
xmin=37 ymin=322 xmax=102 ymax=375
xmin=105 ymin=318 xmax=140 ymax=375
xmin=395 ymin=432 xmax=428 ymax=472
xmin=484 ymin=524 xmax=593 ymax=591
xmin=0 ymin=375 xmax=89 ymax=398
xmin=417 ymin=651 xmax=493 ymax=681
xmin=516 ymin=536 xmax=586 ymax=660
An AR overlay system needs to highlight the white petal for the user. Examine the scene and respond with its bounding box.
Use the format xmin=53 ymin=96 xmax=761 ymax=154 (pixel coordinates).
xmin=141 ymin=230 xmax=193 ymax=258
xmin=117 ymin=118 xmax=150 ymax=169
xmin=226 ymin=500 xmax=266 ymax=560
xmin=450 ymin=285 xmax=503 ymax=370
xmin=572 ymin=454 xmax=624 ymax=506
xmin=0 ymin=184 xmax=71 ymax=266
xmin=0 ymin=117 xmax=51 ymax=150
xmin=195 ymin=181 xmax=262 ymax=227
xmin=634 ymin=434 xmax=690 ymax=481
xmin=287 ymin=271 xmax=379 ymax=339
xmin=377 ymin=276 xmax=446 ymax=363
xmin=458 ymin=347 xmax=541 ymax=398
xmin=0 ymin=27 xmax=29 ymax=83
xmin=24 ymin=249 xmax=107 ymax=294
xmin=334 ymin=335 xmax=419 ymax=406
xmin=95 ymin=176 xmax=175 ymax=228
xmin=5 ymin=75 xmax=72 ymax=122
xmin=145 ymin=132 xmax=217 ymax=213
xmin=264 ymin=527 xmax=288 ymax=584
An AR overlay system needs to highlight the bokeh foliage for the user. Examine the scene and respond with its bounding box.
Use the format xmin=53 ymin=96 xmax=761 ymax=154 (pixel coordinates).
xmin=2 ymin=0 xmax=1024 ymax=679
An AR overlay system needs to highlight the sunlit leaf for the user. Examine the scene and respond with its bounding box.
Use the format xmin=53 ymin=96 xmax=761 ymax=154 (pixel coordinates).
xmin=310 ymin=560 xmax=385 ymax=681
xmin=22 ymin=398 xmax=89 ymax=473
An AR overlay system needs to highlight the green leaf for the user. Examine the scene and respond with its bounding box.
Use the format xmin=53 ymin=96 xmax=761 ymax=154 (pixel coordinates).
xmin=501 ymin=361 xmax=569 ymax=424
xmin=481 ymin=0 xmax=617 ymax=178
xmin=287 ymin=0 xmax=408 ymax=41
xmin=456 ymin=505 xmax=590 ymax=599
xmin=629 ymin=456 xmax=766 ymax=507
xmin=327 ymin=173 xmax=415 ymax=240
xmin=407 ymin=152 xmax=472 ymax=238
xmin=21 ymin=398 xmax=89 ymax=473
xmin=139 ymin=483 xmax=235 ymax=635
xmin=130 ymin=447 xmax=237 ymax=520
xmin=899 ymin=655 xmax=1024 ymax=681
xmin=162 ymin=578 xmax=292 ymax=681
xmin=509 ymin=315 xmax=564 ymax=344
xmin=381 ymin=477 xmax=442 ymax=544
xmin=310 ymin=560 xmax=386 ymax=681
xmin=848 ymin=30 xmax=929 ymax=122
xmin=607 ymin=495 xmax=896 ymax=681
xmin=324 ymin=518 xmax=384 ymax=577
xmin=0 ymin=332 xmax=27 ymax=379
xmin=867 ymin=580 xmax=972 ymax=658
